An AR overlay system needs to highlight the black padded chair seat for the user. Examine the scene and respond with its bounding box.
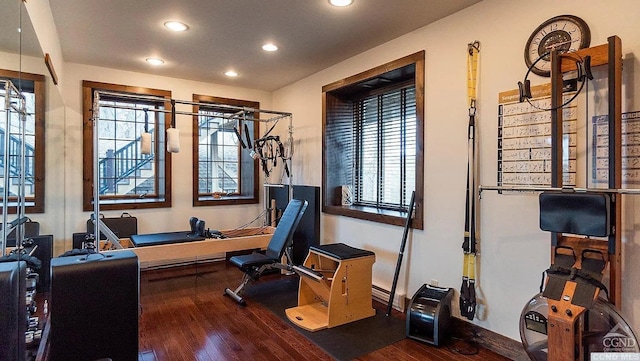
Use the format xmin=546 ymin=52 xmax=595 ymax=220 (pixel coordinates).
xmin=229 ymin=252 xmax=278 ymax=271
xmin=310 ymin=243 xmax=374 ymax=260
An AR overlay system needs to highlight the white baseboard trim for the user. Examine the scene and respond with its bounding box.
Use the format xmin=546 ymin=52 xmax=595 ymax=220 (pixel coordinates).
xmin=372 ymin=284 xmax=405 ymax=312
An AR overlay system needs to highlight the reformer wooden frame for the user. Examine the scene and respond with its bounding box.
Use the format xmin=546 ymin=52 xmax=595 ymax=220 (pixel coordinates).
xmin=547 ymin=35 xmax=622 ymax=361
xmin=108 ymin=227 xmax=275 ymax=269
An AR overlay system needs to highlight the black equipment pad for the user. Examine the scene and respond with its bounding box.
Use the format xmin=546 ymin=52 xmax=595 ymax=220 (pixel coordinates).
xmin=572 ymin=282 xmax=598 ymax=308
xmin=542 ymin=250 xmax=575 ymax=301
xmin=542 ymin=247 xmax=607 ymax=309
xmin=539 ymin=192 xmax=611 ymax=237
xmin=130 ymin=231 xmax=204 ymax=247
xmin=572 ymin=251 xmax=607 ymax=308
xmin=50 ymin=250 xmax=139 ymax=361
xmin=2 ymin=218 xmax=40 ymax=244
xmin=0 ymin=261 xmax=26 ymax=361
xmin=87 ymin=212 xmax=138 ymax=239
xmin=310 ymin=243 xmax=375 ymax=260
xmin=542 ymin=275 xmax=567 ymax=301
xmin=229 ymin=252 xmax=274 ymax=271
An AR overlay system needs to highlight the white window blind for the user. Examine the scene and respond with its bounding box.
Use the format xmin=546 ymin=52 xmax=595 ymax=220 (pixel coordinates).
xmin=354 ymin=86 xmax=416 ymax=210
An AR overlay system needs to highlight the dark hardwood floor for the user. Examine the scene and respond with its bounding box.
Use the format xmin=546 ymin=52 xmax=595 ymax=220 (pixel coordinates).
xmin=138 ymin=261 xmax=513 ymax=361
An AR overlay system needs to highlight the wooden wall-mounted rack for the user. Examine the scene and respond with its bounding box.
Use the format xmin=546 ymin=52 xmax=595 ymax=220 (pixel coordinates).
xmin=547 ymin=35 xmax=622 ymax=361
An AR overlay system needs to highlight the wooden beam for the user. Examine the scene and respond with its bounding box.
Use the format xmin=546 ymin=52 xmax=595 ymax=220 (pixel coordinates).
xmin=608 ymin=35 xmax=623 ymax=309
xmin=44 ymin=53 xmax=58 ymax=85
xmin=559 ymin=44 xmax=609 ymax=72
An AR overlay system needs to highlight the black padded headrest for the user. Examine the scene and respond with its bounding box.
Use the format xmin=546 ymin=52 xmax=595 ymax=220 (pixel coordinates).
xmin=539 ymin=192 xmax=611 ymax=237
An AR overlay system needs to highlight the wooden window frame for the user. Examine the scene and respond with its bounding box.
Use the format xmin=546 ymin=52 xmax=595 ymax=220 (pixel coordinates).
xmin=192 ymin=94 xmax=259 ymax=206
xmin=82 ymin=81 xmax=172 ymax=211
xmin=322 ymin=52 xmax=424 ymax=229
xmin=0 ymin=69 xmax=45 ymax=214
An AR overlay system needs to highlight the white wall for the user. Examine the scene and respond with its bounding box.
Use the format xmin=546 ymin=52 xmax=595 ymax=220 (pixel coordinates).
xmin=24 ymin=0 xmax=65 ymax=95
xmin=273 ymin=0 xmax=640 ymax=340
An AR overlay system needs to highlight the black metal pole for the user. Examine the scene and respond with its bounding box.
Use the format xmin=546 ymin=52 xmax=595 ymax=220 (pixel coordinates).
xmin=386 ymin=190 xmax=416 ymax=316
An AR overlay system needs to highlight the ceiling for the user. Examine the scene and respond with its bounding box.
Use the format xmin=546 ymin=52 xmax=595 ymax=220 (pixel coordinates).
xmin=5 ymin=0 xmax=482 ymax=91
xmin=0 ymin=2 xmax=41 ymax=61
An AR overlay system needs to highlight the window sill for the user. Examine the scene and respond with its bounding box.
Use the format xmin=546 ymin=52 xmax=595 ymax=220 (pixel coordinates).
xmin=84 ymin=197 xmax=170 ymax=211
xmin=194 ymin=195 xmax=258 ymax=207
xmin=2 ymin=200 xmax=43 ymax=214
xmin=323 ymin=204 xmax=423 ymax=230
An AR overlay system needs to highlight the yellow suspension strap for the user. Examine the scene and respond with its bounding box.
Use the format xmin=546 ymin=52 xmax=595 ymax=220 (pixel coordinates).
xmin=460 ymin=40 xmax=480 ymax=320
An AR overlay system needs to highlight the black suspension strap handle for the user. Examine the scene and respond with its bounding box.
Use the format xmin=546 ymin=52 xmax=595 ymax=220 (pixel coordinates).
xmin=244 ymin=123 xmax=252 ymax=149
xmin=170 ymin=99 xmax=176 ymax=128
xmin=233 ymin=126 xmax=247 ymax=149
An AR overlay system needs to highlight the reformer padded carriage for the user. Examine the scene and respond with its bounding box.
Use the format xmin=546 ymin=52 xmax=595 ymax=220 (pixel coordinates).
xmin=224 ymin=199 xmax=308 ymax=305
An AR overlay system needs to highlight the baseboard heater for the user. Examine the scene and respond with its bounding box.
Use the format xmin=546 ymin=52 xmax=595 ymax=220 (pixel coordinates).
xmin=372 ymin=284 xmax=405 ymax=312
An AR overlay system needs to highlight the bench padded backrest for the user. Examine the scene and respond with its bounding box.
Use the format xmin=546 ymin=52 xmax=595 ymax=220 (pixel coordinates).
xmin=539 ymin=192 xmax=610 ymax=237
xmin=265 ymin=199 xmax=308 ymax=260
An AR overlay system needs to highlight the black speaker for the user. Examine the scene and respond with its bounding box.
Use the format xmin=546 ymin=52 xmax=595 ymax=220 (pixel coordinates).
xmin=0 ymin=261 xmax=26 ymax=361
xmin=50 ymin=251 xmax=139 ymax=361
xmin=406 ymin=284 xmax=453 ymax=346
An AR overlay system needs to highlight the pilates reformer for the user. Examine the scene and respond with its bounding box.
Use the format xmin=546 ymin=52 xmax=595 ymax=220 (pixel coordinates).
xmin=224 ymin=199 xmax=308 ymax=305
xmin=87 ymin=90 xmax=296 ymax=268
xmin=128 ymin=216 xmax=222 ymax=248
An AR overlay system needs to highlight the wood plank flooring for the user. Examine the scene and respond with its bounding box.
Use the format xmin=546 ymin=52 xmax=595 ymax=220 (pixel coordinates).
xmin=138 ymin=261 xmax=514 ymax=361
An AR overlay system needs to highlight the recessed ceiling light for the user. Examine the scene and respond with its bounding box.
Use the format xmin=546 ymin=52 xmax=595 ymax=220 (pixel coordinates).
xmin=164 ymin=21 xmax=189 ymax=32
xmin=224 ymin=70 xmax=239 ymax=77
xmin=262 ymin=43 xmax=278 ymax=52
xmin=146 ymin=58 xmax=165 ymax=66
xmin=329 ymin=0 xmax=353 ymax=7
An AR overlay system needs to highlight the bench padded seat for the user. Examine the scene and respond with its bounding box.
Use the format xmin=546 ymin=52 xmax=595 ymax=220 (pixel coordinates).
xmin=309 ymin=243 xmax=374 ymax=260
xmin=229 ymin=252 xmax=275 ymax=271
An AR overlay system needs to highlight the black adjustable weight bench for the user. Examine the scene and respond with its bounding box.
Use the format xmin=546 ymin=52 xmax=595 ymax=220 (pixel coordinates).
xmin=224 ymin=199 xmax=308 ymax=305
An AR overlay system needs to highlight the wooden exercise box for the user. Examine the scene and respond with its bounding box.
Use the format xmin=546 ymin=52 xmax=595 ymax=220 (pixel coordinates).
xmin=545 ymin=35 xmax=622 ymax=361
xmin=286 ymin=243 xmax=376 ymax=332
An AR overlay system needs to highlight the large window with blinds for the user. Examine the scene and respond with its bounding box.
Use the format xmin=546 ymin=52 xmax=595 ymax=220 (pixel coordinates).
xmin=322 ymin=52 xmax=424 ymax=229
xmin=356 ymin=86 xmax=416 ymax=209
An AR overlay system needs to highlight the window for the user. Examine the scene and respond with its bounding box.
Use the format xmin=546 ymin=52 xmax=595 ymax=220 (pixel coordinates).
xmin=82 ymin=81 xmax=172 ymax=211
xmin=0 ymin=69 xmax=45 ymax=213
xmin=322 ymin=52 xmax=424 ymax=229
xmin=192 ymin=94 xmax=259 ymax=206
